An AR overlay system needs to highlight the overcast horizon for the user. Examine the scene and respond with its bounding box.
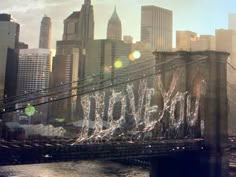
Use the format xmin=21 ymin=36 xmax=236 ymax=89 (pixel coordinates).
xmin=1 ymin=0 xmax=236 ymax=49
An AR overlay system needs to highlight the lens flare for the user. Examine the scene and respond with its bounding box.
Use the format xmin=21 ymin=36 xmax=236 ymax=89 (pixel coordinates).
xmin=114 ymin=60 xmax=123 ymax=68
xmin=133 ymin=50 xmax=141 ymax=59
xmin=24 ymin=104 xmax=36 ymax=116
xmin=128 ymin=50 xmax=141 ymax=61
xmin=128 ymin=53 xmax=135 ymax=61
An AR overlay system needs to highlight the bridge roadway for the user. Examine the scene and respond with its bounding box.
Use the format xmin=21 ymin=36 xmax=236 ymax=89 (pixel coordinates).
xmin=0 ymin=138 xmax=204 ymax=165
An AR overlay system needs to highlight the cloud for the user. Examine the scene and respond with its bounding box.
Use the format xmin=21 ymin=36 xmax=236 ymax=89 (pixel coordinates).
xmin=2 ymin=1 xmax=44 ymax=13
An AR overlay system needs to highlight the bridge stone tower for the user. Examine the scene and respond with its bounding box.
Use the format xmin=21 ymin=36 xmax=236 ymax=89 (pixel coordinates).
xmin=151 ymin=50 xmax=229 ymax=177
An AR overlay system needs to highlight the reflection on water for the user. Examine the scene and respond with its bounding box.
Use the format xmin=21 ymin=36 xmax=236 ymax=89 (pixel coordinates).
xmin=0 ymin=161 xmax=149 ymax=177
xmin=2 ymin=159 xmax=236 ymax=177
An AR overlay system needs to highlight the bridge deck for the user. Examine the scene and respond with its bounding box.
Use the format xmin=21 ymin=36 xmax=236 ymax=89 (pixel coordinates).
xmin=0 ymin=138 xmax=204 ymax=165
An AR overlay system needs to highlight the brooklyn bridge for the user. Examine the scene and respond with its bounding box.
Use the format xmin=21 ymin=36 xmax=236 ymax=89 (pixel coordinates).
xmin=0 ymin=50 xmax=235 ymax=177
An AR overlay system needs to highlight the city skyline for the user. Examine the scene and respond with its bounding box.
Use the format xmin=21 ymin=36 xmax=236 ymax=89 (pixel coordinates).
xmin=1 ymin=0 xmax=236 ymax=49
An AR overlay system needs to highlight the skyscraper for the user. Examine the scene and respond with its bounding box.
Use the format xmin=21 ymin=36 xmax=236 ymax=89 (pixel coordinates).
xmin=51 ymin=0 xmax=94 ymax=122
xmin=39 ymin=15 xmax=51 ymax=49
xmin=17 ymin=49 xmax=51 ymax=94
xmin=107 ymin=7 xmax=122 ymax=40
xmin=141 ymin=5 xmax=172 ymax=51
xmin=78 ymin=0 xmax=94 ymax=43
xmin=17 ymin=48 xmax=51 ymax=123
xmin=0 ymin=14 xmax=19 ymax=100
xmin=53 ymin=0 xmax=94 ymax=87
xmin=78 ymin=0 xmax=94 ymax=80
xmin=228 ymin=13 xmax=236 ymax=30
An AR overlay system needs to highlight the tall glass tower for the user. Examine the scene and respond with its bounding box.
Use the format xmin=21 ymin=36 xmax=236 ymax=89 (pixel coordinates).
xmin=39 ymin=15 xmax=51 ymax=49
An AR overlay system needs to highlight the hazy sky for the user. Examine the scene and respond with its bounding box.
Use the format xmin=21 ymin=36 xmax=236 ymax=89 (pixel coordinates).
xmin=1 ymin=0 xmax=236 ymax=49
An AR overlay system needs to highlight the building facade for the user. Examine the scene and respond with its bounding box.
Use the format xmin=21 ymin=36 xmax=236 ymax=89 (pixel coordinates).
xmin=141 ymin=5 xmax=172 ymax=51
xmin=50 ymin=40 xmax=80 ymax=121
xmin=18 ymin=42 xmax=28 ymax=49
xmin=107 ymin=7 xmax=122 ymax=41
xmin=78 ymin=0 xmax=94 ymax=43
xmin=198 ymin=35 xmax=215 ymax=50
xmin=176 ymin=32 xmax=215 ymax=51
xmin=216 ymin=29 xmax=236 ymax=66
xmin=123 ymin=35 xmax=133 ymax=44
xmin=176 ymin=30 xmax=197 ymax=51
xmin=0 ymin=14 xmax=19 ymax=100
xmin=39 ymin=15 xmax=51 ymax=49
xmin=17 ymin=49 xmax=51 ymax=94
xmin=85 ymin=39 xmax=131 ymax=77
xmin=63 ymin=11 xmax=80 ymax=41
xmin=51 ymin=0 xmax=94 ymax=122
xmin=228 ymin=13 xmax=236 ymax=30
xmin=17 ymin=49 xmax=51 ymax=123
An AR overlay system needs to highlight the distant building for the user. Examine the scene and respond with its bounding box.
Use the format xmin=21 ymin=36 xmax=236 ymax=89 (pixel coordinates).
xmin=0 ymin=13 xmax=19 ymax=100
xmin=198 ymin=35 xmax=215 ymax=50
xmin=123 ymin=35 xmax=133 ymax=44
xmin=85 ymin=39 xmax=131 ymax=78
xmin=176 ymin=31 xmax=197 ymax=51
xmin=189 ymin=35 xmax=215 ymax=51
xmin=107 ymin=7 xmax=122 ymax=40
xmin=18 ymin=42 xmax=28 ymax=49
xmin=141 ymin=5 xmax=172 ymax=51
xmin=228 ymin=13 xmax=236 ymax=30
xmin=216 ymin=29 xmax=236 ymax=66
xmin=50 ymin=41 xmax=80 ymax=122
xmin=0 ymin=14 xmax=12 ymax=21
xmin=63 ymin=11 xmax=81 ymax=41
xmin=17 ymin=49 xmax=51 ymax=94
xmin=53 ymin=0 xmax=94 ymax=84
xmin=51 ymin=0 xmax=94 ymax=122
xmin=176 ymin=31 xmax=215 ymax=51
xmin=132 ymin=41 xmax=155 ymax=61
xmin=17 ymin=49 xmax=51 ymax=123
xmin=39 ymin=15 xmax=51 ymax=49
xmin=78 ymin=0 xmax=94 ymax=43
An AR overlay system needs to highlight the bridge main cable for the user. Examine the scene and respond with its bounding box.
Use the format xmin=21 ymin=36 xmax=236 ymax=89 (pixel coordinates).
xmin=0 ymin=57 xmax=156 ymax=107
xmin=0 ymin=57 xmax=207 ymax=114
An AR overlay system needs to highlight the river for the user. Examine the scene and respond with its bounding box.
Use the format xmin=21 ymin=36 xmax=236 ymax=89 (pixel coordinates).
xmin=0 ymin=161 xmax=149 ymax=177
xmin=1 ymin=161 xmax=236 ymax=177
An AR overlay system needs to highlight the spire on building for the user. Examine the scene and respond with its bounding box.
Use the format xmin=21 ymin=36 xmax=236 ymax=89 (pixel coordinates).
xmin=107 ymin=6 xmax=122 ymax=40
xmin=111 ymin=6 xmax=118 ymax=20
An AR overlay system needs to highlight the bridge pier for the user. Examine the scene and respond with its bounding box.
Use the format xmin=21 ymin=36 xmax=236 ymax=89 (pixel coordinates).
xmin=203 ymin=51 xmax=229 ymax=177
xmin=150 ymin=151 xmax=229 ymax=177
xmin=150 ymin=152 xmax=201 ymax=177
xmin=151 ymin=51 xmax=230 ymax=177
